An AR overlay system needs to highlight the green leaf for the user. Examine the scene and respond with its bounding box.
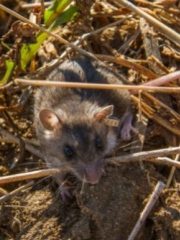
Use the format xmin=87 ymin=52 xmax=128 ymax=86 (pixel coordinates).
xmin=21 ymin=6 xmax=78 ymax=69
xmin=44 ymin=0 xmax=73 ymax=27
xmin=44 ymin=0 xmax=59 ymax=24
xmin=20 ymin=4 xmax=79 ymax=69
xmin=20 ymin=32 xmax=48 ymax=70
xmin=1 ymin=41 xmax=11 ymax=50
xmin=49 ymin=5 xmax=78 ymax=30
xmin=0 ymin=60 xmax=14 ymax=84
xmin=0 ymin=0 xmax=79 ymax=84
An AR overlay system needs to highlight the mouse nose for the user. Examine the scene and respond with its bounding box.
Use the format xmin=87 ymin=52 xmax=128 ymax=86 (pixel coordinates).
xmin=84 ymin=164 xmax=103 ymax=184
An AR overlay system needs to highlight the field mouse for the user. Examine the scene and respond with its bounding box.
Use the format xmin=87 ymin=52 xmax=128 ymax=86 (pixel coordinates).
xmin=34 ymin=56 xmax=136 ymax=199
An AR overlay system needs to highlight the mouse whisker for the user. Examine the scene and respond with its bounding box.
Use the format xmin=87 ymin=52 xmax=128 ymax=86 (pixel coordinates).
xmin=80 ymin=178 xmax=85 ymax=195
xmin=21 ymin=167 xmax=48 ymax=172
xmin=34 ymin=175 xmax=54 ymax=187
xmin=46 ymin=162 xmax=71 ymax=169
xmin=102 ymin=168 xmax=106 ymax=176
xmin=116 ymin=139 xmax=140 ymax=150
xmin=18 ymin=162 xmax=46 ymax=167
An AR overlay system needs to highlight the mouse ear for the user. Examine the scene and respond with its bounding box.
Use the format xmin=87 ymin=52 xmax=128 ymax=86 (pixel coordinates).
xmin=39 ymin=109 xmax=65 ymax=131
xmin=94 ymin=105 xmax=114 ymax=120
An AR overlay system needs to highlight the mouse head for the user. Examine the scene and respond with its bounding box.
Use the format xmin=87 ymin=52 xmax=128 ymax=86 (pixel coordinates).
xmin=37 ymin=104 xmax=117 ymax=184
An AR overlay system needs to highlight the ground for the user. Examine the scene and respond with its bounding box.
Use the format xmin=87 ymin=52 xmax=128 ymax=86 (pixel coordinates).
xmin=1 ymin=154 xmax=180 ymax=240
xmin=1 ymin=0 xmax=180 ymax=240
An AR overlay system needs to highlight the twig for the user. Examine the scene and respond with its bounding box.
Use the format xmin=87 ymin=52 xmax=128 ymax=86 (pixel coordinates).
xmin=28 ymin=17 xmax=132 ymax=79
xmin=0 ymin=181 xmax=34 ymax=203
xmin=79 ymin=17 xmax=131 ymax=40
xmin=0 ymin=81 xmax=13 ymax=90
xmin=21 ymin=2 xmax=51 ymax=9
xmin=0 ymin=128 xmax=43 ymax=159
xmin=140 ymin=18 xmax=163 ymax=75
xmin=0 ymin=169 xmax=63 ymax=185
xmin=127 ymin=181 xmax=165 ymax=240
xmin=116 ymin=0 xmax=180 ymax=46
xmin=14 ymin=78 xmax=180 ymax=93
xmin=131 ymin=95 xmax=180 ymax=137
xmin=0 ymin=4 xmax=96 ymax=60
xmin=118 ymin=28 xmax=140 ymax=54
xmin=130 ymin=114 xmax=148 ymax=170
xmin=141 ymin=70 xmax=180 ymax=87
xmin=0 ymin=137 xmax=15 ymax=143
xmin=1 ymin=147 xmax=180 ymax=185
xmin=142 ymin=93 xmax=180 ymax=121
xmin=106 ymin=146 xmax=180 ymax=169
xmin=96 ymin=54 xmax=157 ymax=79
xmin=166 ymin=153 xmax=180 ymax=188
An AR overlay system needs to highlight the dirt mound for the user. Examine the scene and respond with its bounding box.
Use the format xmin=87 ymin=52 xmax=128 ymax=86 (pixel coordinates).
xmin=1 ymin=163 xmax=177 ymax=240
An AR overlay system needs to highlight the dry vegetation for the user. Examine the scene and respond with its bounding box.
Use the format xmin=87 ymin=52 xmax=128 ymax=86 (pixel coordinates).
xmin=1 ymin=0 xmax=180 ymax=239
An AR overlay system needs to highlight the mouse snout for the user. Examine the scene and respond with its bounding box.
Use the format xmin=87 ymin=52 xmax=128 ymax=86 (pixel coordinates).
xmin=83 ymin=163 xmax=103 ymax=184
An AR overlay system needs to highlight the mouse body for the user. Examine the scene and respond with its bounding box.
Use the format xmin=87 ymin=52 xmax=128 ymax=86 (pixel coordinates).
xmin=34 ymin=56 xmax=133 ymax=196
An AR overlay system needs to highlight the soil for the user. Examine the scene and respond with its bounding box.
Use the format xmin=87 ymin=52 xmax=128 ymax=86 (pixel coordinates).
xmin=1 ymin=159 xmax=180 ymax=240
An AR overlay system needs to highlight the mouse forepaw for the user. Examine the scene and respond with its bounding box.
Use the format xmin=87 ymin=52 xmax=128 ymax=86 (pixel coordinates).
xmin=121 ymin=124 xmax=138 ymax=141
xmin=55 ymin=174 xmax=74 ymax=201
xmin=120 ymin=111 xmax=138 ymax=141
xmin=59 ymin=182 xmax=73 ymax=201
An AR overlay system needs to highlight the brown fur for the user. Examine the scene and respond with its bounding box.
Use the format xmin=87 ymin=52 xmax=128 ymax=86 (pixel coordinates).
xmin=34 ymin=56 xmax=131 ymax=184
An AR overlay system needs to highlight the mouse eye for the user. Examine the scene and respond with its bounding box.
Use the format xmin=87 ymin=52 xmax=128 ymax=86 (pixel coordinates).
xmin=95 ymin=137 xmax=103 ymax=149
xmin=64 ymin=146 xmax=74 ymax=158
